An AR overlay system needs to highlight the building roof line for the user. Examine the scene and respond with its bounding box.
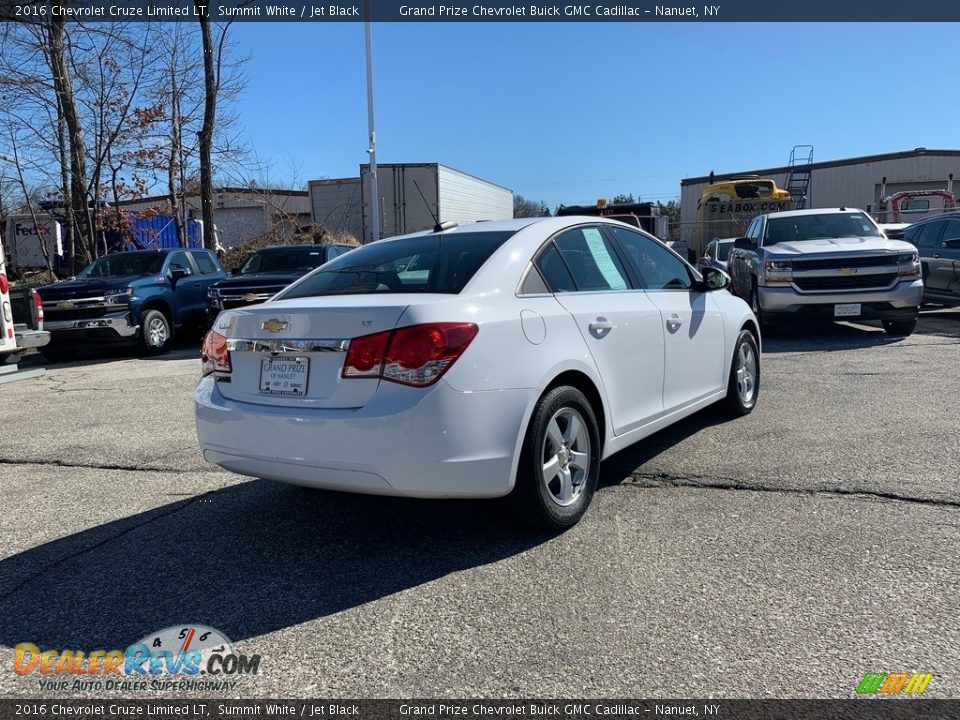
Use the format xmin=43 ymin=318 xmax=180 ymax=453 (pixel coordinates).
xmin=681 ymin=148 xmax=960 ymax=187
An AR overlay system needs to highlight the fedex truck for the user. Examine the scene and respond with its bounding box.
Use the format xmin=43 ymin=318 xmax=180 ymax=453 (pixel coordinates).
xmin=4 ymin=215 xmax=64 ymax=269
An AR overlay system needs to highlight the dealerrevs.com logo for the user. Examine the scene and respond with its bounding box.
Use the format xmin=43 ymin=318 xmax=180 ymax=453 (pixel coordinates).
xmin=856 ymin=672 xmax=934 ymax=695
xmin=13 ymin=624 xmax=261 ymax=692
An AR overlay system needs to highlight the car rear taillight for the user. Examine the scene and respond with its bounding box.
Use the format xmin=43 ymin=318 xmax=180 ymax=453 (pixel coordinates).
xmin=201 ymin=329 xmax=232 ymax=377
xmin=0 ymin=274 xmax=9 ymax=294
xmin=32 ymin=290 xmax=43 ymax=329
xmin=342 ymin=322 xmax=478 ymax=387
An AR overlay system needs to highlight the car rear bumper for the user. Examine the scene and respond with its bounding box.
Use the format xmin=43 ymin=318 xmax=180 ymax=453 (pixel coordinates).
xmin=194 ymin=377 xmax=532 ymax=498
xmin=758 ymin=280 xmax=922 ymax=321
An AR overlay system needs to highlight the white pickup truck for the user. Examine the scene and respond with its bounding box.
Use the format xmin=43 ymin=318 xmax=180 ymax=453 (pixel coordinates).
xmin=726 ymin=208 xmax=923 ymax=336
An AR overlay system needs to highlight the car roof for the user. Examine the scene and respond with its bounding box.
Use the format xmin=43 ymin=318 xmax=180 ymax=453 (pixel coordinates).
xmin=764 ymin=207 xmax=866 ymax=219
xmin=253 ymin=244 xmax=331 ymax=252
xmin=907 ymin=211 xmax=960 ymax=225
xmin=378 ymin=215 xmax=651 ymax=243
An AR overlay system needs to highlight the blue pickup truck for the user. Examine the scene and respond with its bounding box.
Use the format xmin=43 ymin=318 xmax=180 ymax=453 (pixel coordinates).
xmin=37 ymin=248 xmax=226 ymax=360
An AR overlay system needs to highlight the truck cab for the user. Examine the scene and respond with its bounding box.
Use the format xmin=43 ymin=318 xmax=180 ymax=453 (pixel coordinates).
xmin=726 ymin=208 xmax=923 ymax=336
xmin=37 ymin=248 xmax=226 ymax=359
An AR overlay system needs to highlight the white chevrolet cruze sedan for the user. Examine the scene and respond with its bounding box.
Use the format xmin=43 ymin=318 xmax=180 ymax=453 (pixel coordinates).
xmin=195 ymin=217 xmax=760 ymax=529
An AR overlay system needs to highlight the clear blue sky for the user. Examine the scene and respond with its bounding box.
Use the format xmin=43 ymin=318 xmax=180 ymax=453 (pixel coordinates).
xmin=230 ymin=22 xmax=957 ymax=208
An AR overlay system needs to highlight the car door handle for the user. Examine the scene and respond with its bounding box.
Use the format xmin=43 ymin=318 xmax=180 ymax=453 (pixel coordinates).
xmin=588 ymin=317 xmax=614 ymax=337
xmin=932 ymin=253 xmax=941 ymax=258
xmin=666 ymin=313 xmax=683 ymax=333
xmin=192 ymin=281 xmax=202 ymax=287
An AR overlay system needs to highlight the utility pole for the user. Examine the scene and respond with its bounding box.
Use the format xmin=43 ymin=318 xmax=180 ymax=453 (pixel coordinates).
xmin=364 ymin=8 xmax=379 ymax=244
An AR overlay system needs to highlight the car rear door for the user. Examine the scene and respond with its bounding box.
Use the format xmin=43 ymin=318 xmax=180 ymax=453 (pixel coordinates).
xmin=909 ymin=219 xmax=947 ymax=293
xmin=536 ymin=225 xmax=665 ymax=435
xmin=607 ymin=225 xmax=726 ymax=412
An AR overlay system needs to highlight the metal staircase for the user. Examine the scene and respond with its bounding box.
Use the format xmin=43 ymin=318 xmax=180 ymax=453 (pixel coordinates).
xmin=786 ymin=145 xmax=814 ymax=209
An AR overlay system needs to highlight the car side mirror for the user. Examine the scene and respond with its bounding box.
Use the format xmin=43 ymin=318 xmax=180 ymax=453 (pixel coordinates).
xmin=733 ymin=237 xmax=755 ymax=250
xmin=697 ymin=266 xmax=731 ymax=292
xmin=943 ymin=237 xmax=960 ymax=249
xmin=169 ymin=267 xmax=191 ymax=283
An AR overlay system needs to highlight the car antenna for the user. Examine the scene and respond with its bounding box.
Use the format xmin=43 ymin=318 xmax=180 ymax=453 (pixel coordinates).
xmin=412 ymin=179 xmax=456 ymax=233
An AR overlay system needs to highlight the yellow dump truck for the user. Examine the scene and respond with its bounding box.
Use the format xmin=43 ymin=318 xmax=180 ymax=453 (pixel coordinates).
xmin=693 ymin=176 xmax=792 ymax=257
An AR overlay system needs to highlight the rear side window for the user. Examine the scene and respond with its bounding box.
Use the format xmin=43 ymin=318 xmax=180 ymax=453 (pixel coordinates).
xmin=192 ymin=251 xmax=218 ymax=274
xmin=911 ymin=221 xmax=944 ymax=247
xmin=277 ymin=232 xmax=515 ymax=298
xmin=534 ymin=244 xmax=576 ymax=293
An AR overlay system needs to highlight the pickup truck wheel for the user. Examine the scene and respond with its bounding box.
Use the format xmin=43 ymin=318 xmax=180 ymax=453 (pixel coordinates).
xmin=140 ymin=309 xmax=172 ymax=354
xmin=724 ymin=329 xmax=760 ymax=416
xmin=749 ymin=286 xmax=775 ymax=335
xmin=882 ymin=318 xmax=917 ymax=337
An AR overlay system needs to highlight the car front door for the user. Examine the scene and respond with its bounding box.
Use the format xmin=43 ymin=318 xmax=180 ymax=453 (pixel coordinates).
xmin=607 ymin=225 xmax=727 ymax=412
xmin=934 ymin=218 xmax=960 ymax=298
xmin=167 ymin=251 xmax=204 ymax=325
xmin=536 ymin=225 xmax=665 ymax=435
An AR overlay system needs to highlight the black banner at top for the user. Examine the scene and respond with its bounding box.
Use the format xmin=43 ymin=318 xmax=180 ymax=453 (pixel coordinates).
xmin=3 ymin=0 xmax=960 ymax=22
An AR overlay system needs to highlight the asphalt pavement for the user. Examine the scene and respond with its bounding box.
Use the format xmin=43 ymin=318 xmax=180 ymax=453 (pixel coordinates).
xmin=1 ymin=310 xmax=958 ymax=699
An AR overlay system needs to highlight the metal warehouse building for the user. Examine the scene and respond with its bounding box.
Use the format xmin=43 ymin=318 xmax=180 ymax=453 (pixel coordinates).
xmin=679 ymin=148 xmax=960 ymax=245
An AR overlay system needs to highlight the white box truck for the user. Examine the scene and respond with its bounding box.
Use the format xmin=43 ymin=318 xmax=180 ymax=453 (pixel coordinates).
xmin=309 ymin=163 xmax=513 ymax=244
xmin=4 ymin=215 xmax=64 ymax=269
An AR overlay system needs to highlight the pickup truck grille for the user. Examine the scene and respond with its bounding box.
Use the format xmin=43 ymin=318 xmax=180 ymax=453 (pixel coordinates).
xmin=792 ymin=255 xmax=897 ymax=271
xmin=216 ymin=286 xmax=284 ymax=310
xmin=793 ymin=273 xmax=898 ymax=291
xmin=45 ymin=306 xmax=116 ymax=322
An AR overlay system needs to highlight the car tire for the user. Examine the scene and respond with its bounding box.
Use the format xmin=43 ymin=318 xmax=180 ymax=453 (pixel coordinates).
xmin=882 ymin=318 xmax=917 ymax=337
xmin=139 ymin=309 xmax=172 ymax=355
xmin=724 ymin=328 xmax=760 ymax=416
xmin=510 ymin=386 xmax=601 ymax=531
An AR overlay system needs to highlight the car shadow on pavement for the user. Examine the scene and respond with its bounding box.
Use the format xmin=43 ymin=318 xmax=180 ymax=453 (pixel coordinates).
xmin=760 ymin=322 xmax=902 ymax=354
xmin=0 ymin=480 xmax=549 ymax=651
xmin=599 ymin=405 xmax=729 ymax=488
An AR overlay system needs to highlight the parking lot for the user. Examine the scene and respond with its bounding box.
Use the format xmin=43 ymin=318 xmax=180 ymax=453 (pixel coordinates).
xmin=1 ymin=310 xmax=958 ymax=699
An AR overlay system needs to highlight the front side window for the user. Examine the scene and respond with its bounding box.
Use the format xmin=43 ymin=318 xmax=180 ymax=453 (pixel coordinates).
xmin=552 ymin=227 xmax=629 ymax=292
xmin=607 ymin=226 xmax=692 ymax=291
xmin=277 ymin=231 xmax=514 ymax=298
xmin=168 ymin=252 xmax=192 ymax=273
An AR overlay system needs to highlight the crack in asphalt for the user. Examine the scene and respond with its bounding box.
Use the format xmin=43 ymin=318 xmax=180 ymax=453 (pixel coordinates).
xmin=0 ymin=491 xmax=214 ymax=603
xmin=621 ymin=471 xmax=960 ymax=510
xmin=0 ymin=457 xmax=177 ymax=474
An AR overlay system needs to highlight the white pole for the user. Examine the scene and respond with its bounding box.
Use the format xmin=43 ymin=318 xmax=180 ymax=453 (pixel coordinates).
xmin=364 ymin=11 xmax=379 ymax=244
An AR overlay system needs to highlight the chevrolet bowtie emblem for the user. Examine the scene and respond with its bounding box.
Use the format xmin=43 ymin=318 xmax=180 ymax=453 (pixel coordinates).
xmin=243 ymin=293 xmax=259 ymax=303
xmin=58 ymin=300 xmax=74 ymax=310
xmin=261 ymin=319 xmax=288 ymax=333
xmin=839 ymin=268 xmax=858 ymax=276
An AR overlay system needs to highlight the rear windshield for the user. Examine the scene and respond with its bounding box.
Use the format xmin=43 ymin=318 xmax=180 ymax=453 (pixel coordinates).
xmin=715 ymin=241 xmax=733 ymax=261
xmin=241 ymin=247 xmax=328 ymax=274
xmin=765 ymin=212 xmax=881 ymax=244
xmin=276 ymin=232 xmax=515 ymax=298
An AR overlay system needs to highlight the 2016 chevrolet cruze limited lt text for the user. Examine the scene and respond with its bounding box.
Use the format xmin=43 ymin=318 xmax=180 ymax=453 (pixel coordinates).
xmin=194 ymin=217 xmax=760 ymax=529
